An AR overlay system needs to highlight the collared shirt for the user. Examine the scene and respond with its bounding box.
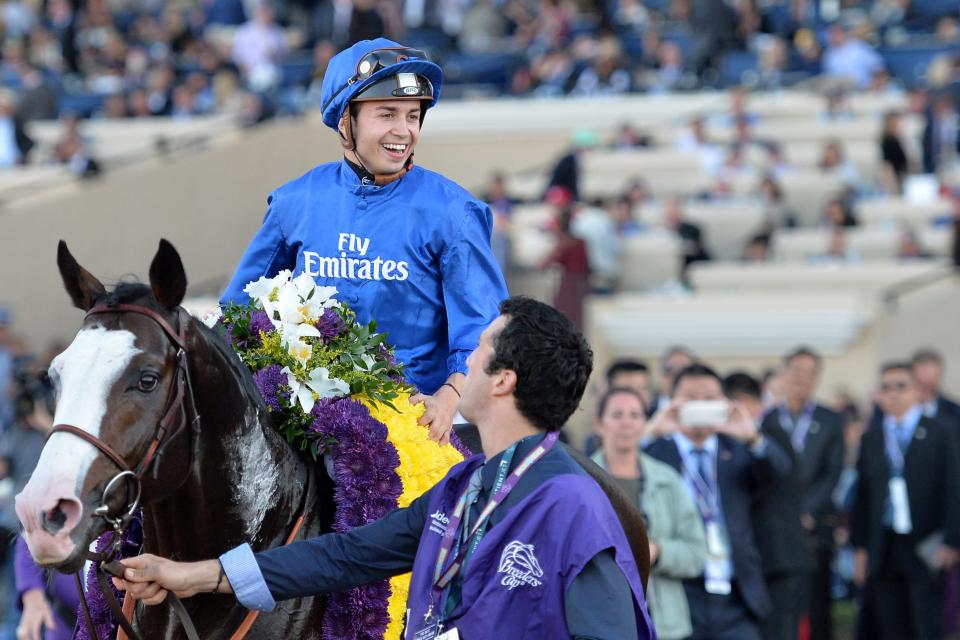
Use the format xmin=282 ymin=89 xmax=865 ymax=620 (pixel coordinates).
xmin=883 ymin=404 xmax=923 ymax=462
xmin=922 ymin=399 xmax=939 ymax=419
xmin=672 ymin=433 xmax=734 ymax=581
xmin=220 ymin=434 xmax=638 ymax=639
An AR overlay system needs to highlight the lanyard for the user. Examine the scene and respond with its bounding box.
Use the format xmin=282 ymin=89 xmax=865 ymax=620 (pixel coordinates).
xmin=679 ymin=445 xmax=720 ymax=521
xmin=778 ymin=401 xmax=815 ymax=452
xmin=432 ymin=432 xmax=559 ymax=593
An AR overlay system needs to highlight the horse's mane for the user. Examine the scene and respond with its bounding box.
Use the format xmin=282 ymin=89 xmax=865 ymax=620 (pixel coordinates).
xmin=95 ymin=282 xmax=268 ymax=413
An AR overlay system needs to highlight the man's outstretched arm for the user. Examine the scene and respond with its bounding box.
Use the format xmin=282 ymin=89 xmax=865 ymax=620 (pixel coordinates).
xmin=116 ymin=488 xmax=433 ymax=608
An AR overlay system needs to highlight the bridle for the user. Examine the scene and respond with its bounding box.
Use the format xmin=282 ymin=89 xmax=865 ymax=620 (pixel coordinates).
xmin=49 ymin=302 xmax=203 ymax=640
xmin=48 ymin=301 xmax=312 ymax=640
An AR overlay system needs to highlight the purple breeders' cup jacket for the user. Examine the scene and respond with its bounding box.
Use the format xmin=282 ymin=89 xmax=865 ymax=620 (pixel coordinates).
xmin=404 ymin=453 xmax=655 ymax=639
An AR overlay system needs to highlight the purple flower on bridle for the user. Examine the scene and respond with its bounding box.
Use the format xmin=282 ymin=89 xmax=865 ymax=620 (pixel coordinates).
xmin=253 ymin=364 xmax=289 ymax=412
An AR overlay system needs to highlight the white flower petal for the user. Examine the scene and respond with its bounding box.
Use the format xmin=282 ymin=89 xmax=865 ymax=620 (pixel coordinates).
xmin=304 ymin=367 xmax=351 ymax=399
xmin=201 ymin=307 xmax=223 ymax=328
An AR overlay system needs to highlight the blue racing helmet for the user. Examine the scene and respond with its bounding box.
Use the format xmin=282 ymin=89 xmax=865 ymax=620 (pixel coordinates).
xmin=320 ymin=38 xmax=444 ymax=131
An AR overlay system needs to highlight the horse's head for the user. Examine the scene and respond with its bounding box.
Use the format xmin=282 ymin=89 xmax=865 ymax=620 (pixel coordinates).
xmin=16 ymin=239 xmax=192 ymax=572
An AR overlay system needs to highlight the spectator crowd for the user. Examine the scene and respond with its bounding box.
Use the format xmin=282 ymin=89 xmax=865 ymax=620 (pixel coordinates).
xmin=588 ymin=344 xmax=960 ymax=640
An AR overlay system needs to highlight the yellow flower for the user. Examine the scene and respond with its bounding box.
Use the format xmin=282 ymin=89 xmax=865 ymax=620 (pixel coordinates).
xmin=356 ymin=392 xmax=465 ymax=640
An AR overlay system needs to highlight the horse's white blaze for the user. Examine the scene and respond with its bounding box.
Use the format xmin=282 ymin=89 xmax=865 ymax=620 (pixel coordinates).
xmin=28 ymin=327 xmax=140 ymax=499
xmin=226 ymin=407 xmax=278 ymax=542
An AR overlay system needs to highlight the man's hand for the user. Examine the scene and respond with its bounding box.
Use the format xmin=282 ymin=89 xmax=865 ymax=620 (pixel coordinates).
xmin=112 ymin=555 xmax=228 ymax=605
xmin=648 ymin=541 xmax=660 ymax=566
xmin=646 ymin=401 xmax=682 ymax=440
xmin=411 ymin=378 xmax=462 ymax=445
xmin=16 ymin=589 xmax=55 ymax=640
xmin=938 ymin=545 xmax=960 ymax=571
xmin=713 ymin=402 xmax=759 ymax=445
xmin=853 ymin=548 xmax=868 ymax=587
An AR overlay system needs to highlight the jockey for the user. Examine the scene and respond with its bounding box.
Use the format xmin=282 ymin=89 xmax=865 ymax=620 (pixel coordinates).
xmin=220 ymin=39 xmax=507 ymax=444
xmin=115 ymin=297 xmax=656 ymax=640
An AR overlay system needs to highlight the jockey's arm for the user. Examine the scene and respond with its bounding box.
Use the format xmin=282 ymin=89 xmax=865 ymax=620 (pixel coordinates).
xmin=117 ymin=485 xmax=433 ymax=609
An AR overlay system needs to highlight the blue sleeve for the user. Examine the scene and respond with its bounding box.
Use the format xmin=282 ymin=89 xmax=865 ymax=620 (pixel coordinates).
xmin=564 ymin=549 xmax=640 ymax=640
xmin=220 ymin=544 xmax=277 ymax=611
xmin=440 ymin=200 xmax=508 ymax=376
xmin=220 ymin=193 xmax=297 ymax=306
xmin=246 ymin=487 xmax=433 ymax=603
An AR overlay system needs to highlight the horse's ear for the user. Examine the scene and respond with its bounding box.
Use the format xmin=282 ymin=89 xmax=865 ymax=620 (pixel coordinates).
xmin=57 ymin=240 xmax=106 ymax=311
xmin=148 ymin=239 xmax=187 ymax=310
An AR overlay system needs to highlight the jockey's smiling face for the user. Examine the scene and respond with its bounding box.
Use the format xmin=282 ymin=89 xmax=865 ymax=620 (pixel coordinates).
xmin=342 ymin=99 xmax=422 ymax=176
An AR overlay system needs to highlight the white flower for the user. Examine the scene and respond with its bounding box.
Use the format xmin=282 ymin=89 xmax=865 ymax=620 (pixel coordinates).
xmin=355 ymin=353 xmax=376 ymax=371
xmin=281 ymin=366 xmax=351 ymax=414
xmin=244 ymin=270 xmax=292 ymax=305
xmin=201 ymin=307 xmax=223 ymax=328
xmin=287 ymin=338 xmax=313 ymax=368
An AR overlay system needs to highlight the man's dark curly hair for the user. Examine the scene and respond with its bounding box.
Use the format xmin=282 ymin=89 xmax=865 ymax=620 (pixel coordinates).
xmin=484 ymin=296 xmax=593 ymax=431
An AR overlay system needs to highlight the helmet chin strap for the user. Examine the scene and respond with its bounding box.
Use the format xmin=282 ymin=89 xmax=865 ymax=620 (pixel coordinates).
xmin=339 ymin=107 xmax=414 ymax=186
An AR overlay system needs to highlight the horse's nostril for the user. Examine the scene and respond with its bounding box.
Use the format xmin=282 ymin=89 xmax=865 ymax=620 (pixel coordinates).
xmin=40 ymin=499 xmax=81 ymax=536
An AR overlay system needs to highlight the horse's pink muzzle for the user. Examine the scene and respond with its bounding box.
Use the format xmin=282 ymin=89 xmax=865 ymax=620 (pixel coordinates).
xmin=15 ymin=482 xmax=84 ymax=566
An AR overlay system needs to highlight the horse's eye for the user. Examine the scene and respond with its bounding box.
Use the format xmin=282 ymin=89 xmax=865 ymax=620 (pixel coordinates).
xmin=138 ymin=373 xmax=160 ymax=393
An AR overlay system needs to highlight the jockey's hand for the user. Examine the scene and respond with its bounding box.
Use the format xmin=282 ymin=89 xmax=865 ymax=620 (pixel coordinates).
xmin=112 ymin=555 xmax=229 ymax=605
xmin=411 ymin=378 xmax=462 ymax=446
xmin=17 ymin=588 xmax=55 ymax=640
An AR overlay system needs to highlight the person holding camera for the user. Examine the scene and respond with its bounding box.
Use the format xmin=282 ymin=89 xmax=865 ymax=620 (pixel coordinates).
xmin=591 ymin=387 xmax=707 ymax=640
xmin=644 ymin=363 xmax=791 ymax=640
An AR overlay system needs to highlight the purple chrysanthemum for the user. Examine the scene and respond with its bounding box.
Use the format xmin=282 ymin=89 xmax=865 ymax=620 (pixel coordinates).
xmin=309 ymin=397 xmax=402 ymax=640
xmin=248 ymin=310 xmax=274 ymax=341
xmin=316 ymin=308 xmax=346 ymax=343
xmin=253 ymin=364 xmax=288 ymax=412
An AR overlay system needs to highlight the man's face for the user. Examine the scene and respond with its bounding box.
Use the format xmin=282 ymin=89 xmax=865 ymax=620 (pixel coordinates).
xmin=879 ymin=368 xmax=918 ymax=418
xmin=460 ymin=315 xmax=509 ymax=424
xmin=784 ymin=354 xmax=820 ymax=401
xmin=345 ymin=99 xmax=421 ymax=176
xmin=912 ymin=360 xmax=943 ymax=394
xmin=610 ymin=371 xmax=651 ymax=407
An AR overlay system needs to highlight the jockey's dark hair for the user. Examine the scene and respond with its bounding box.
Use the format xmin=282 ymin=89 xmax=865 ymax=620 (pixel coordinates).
xmin=723 ymin=371 xmax=762 ymax=401
xmin=485 ymin=296 xmax=593 ymax=431
xmin=671 ymin=363 xmax=723 ymax=397
xmin=597 ymin=387 xmax=646 ymax=419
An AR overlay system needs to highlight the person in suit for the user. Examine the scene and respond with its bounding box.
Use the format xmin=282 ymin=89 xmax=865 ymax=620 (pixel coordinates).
xmin=749 ymin=348 xmax=845 ymax=640
xmin=647 ymin=346 xmax=696 ymax=418
xmin=591 ymin=387 xmax=707 ymax=640
xmin=912 ymin=349 xmax=960 ymax=425
xmin=852 ymin=362 xmax=960 ymax=640
xmin=911 ymin=348 xmax=960 ymax=635
xmin=646 ymin=363 xmax=792 ymax=640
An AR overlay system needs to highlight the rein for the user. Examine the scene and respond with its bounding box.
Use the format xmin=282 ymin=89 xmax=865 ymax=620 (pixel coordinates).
xmin=50 ymin=302 xmax=314 ymax=640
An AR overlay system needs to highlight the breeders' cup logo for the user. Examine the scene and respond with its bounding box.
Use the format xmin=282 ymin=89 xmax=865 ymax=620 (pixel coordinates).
xmin=429 ymin=510 xmax=450 ymax=536
xmin=497 ymin=541 xmax=543 ymax=590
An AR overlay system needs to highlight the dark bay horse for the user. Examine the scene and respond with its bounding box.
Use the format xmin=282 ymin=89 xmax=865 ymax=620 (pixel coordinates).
xmin=16 ymin=239 xmax=649 ymax=639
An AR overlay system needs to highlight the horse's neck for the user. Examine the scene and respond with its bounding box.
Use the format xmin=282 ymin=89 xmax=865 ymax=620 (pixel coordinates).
xmin=142 ymin=329 xmax=308 ymax=561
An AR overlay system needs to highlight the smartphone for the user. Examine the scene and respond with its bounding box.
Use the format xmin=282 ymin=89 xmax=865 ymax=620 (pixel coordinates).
xmin=679 ymin=401 xmax=728 ymax=428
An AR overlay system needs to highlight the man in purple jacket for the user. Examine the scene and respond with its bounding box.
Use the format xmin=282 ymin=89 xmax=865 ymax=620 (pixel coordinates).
xmin=114 ymin=296 xmax=655 ymax=639
xmin=14 ymin=536 xmax=78 ymax=640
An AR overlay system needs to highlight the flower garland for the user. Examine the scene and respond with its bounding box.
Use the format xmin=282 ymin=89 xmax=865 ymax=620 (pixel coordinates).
xmin=76 ymin=272 xmax=468 ymax=639
xmin=216 ymin=272 xmax=468 ymax=639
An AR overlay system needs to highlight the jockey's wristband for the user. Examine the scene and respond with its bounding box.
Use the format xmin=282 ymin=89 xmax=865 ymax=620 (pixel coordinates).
xmin=442 ymin=383 xmax=461 ymax=398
